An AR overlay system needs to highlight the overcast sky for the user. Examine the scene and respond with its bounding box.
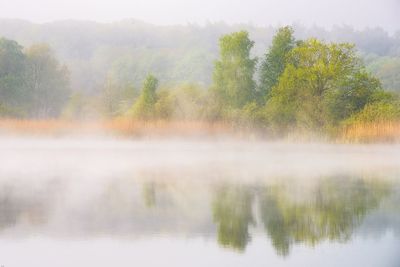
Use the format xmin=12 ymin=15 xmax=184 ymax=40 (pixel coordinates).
xmin=0 ymin=0 xmax=399 ymax=33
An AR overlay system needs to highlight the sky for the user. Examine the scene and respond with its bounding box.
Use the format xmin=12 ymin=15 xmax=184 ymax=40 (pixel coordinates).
xmin=0 ymin=0 xmax=399 ymax=33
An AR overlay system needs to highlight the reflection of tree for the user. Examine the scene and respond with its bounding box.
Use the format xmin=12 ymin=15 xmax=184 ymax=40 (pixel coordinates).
xmin=0 ymin=186 xmax=19 ymax=229
xmin=0 ymin=184 xmax=51 ymax=231
xmin=212 ymin=185 xmax=254 ymax=251
xmin=142 ymin=182 xmax=156 ymax=208
xmin=259 ymin=177 xmax=389 ymax=256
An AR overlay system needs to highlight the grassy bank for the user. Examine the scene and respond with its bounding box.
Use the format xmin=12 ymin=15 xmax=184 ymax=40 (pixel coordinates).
xmin=0 ymin=118 xmax=399 ymax=142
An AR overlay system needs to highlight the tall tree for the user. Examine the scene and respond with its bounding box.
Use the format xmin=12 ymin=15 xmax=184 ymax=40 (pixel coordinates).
xmin=129 ymin=74 xmax=158 ymax=119
xmin=0 ymin=37 xmax=27 ymax=116
xmin=212 ymin=31 xmax=257 ymax=110
xmin=259 ymin=26 xmax=296 ymax=100
xmin=25 ymin=44 xmax=70 ymax=118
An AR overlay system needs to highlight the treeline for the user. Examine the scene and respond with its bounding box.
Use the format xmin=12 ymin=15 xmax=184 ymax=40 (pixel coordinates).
xmin=0 ymin=19 xmax=399 ymax=93
xmin=1 ymin=26 xmax=400 ymax=137
xmin=119 ymin=27 xmax=400 ymax=135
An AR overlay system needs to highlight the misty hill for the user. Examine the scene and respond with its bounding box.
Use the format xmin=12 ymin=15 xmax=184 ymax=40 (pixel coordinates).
xmin=0 ymin=19 xmax=399 ymax=93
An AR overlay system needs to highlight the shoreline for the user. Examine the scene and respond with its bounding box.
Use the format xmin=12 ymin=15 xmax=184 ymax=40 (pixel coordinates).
xmin=0 ymin=118 xmax=399 ymax=143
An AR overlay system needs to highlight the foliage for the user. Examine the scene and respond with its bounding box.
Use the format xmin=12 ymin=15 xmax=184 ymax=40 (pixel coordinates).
xmin=212 ymin=31 xmax=257 ymax=111
xmin=259 ymin=26 xmax=296 ymax=100
xmin=1 ymin=25 xmax=400 ymax=141
xmin=25 ymin=44 xmax=70 ymax=118
xmin=1 ymin=20 xmax=400 ymax=93
xmin=345 ymin=100 xmax=400 ymax=124
xmin=265 ymin=39 xmax=385 ymax=133
xmin=128 ymin=74 xmax=159 ymax=119
xmin=0 ymin=39 xmax=70 ymax=118
xmin=0 ymin=37 xmax=27 ymax=116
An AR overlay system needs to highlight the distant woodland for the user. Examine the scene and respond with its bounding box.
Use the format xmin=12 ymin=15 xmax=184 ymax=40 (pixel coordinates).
xmin=0 ymin=19 xmax=399 ymax=137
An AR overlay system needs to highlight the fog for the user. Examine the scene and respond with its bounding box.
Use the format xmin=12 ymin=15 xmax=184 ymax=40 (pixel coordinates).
xmin=1 ymin=137 xmax=400 ymax=179
xmin=1 ymin=0 xmax=399 ymax=33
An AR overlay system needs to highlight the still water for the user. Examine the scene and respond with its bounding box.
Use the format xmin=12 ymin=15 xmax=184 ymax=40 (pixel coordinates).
xmin=0 ymin=137 xmax=399 ymax=267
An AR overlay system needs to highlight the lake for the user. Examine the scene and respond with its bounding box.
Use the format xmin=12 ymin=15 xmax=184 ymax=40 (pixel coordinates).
xmin=0 ymin=137 xmax=399 ymax=267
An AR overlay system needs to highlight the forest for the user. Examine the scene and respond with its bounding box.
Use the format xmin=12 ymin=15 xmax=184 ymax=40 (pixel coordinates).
xmin=0 ymin=20 xmax=400 ymax=141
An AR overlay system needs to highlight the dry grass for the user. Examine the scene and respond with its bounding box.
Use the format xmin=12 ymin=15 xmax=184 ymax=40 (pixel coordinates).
xmin=0 ymin=119 xmax=75 ymax=135
xmin=0 ymin=118 xmax=237 ymax=138
xmin=2 ymin=118 xmax=399 ymax=142
xmin=340 ymin=121 xmax=400 ymax=143
xmin=103 ymin=118 xmax=235 ymax=137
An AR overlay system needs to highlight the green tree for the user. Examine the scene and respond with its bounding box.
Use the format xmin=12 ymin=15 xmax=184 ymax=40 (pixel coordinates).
xmin=128 ymin=74 xmax=158 ymax=119
xmin=25 ymin=44 xmax=70 ymax=118
xmin=259 ymin=26 xmax=296 ymax=101
xmin=212 ymin=31 xmax=257 ymax=112
xmin=265 ymin=39 xmax=383 ymax=133
xmin=325 ymin=71 xmax=384 ymax=123
xmin=0 ymin=37 xmax=27 ymax=116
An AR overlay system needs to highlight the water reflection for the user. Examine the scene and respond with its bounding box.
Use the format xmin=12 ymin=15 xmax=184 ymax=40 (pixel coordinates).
xmin=142 ymin=182 xmax=157 ymax=208
xmin=0 ymin=181 xmax=56 ymax=231
xmin=258 ymin=177 xmax=389 ymax=256
xmin=212 ymin=185 xmax=254 ymax=251
xmin=0 ymin=172 xmax=397 ymax=257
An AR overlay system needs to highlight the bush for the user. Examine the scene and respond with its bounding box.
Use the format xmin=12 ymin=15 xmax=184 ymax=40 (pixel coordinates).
xmin=345 ymin=101 xmax=400 ymax=124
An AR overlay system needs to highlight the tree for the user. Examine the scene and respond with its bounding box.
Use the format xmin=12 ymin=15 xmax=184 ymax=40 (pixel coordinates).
xmin=212 ymin=31 xmax=257 ymax=111
xmin=325 ymin=71 xmax=384 ymax=123
xmin=0 ymin=37 xmax=27 ymax=116
xmin=259 ymin=26 xmax=296 ymax=100
xmin=25 ymin=44 xmax=70 ymax=118
xmin=265 ymin=39 xmax=383 ymax=133
xmin=128 ymin=74 xmax=158 ymax=119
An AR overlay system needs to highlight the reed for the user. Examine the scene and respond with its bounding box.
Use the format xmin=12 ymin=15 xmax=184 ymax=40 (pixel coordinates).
xmin=102 ymin=118 xmax=234 ymax=137
xmin=0 ymin=118 xmax=235 ymax=138
xmin=340 ymin=121 xmax=400 ymax=143
xmin=2 ymin=118 xmax=399 ymax=142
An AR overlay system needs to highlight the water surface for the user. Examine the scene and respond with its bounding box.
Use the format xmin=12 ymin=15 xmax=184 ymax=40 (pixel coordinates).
xmin=0 ymin=137 xmax=399 ymax=267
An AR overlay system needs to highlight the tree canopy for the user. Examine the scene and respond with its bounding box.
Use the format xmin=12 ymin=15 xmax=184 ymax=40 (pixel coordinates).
xmin=212 ymin=31 xmax=257 ymax=110
xmin=259 ymin=26 xmax=296 ymax=100
xmin=265 ymin=39 xmax=386 ymax=133
xmin=0 ymin=38 xmax=70 ymax=118
xmin=128 ymin=74 xmax=159 ymax=119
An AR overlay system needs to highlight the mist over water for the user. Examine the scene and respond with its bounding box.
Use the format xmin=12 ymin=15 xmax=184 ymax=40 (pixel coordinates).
xmin=0 ymin=0 xmax=399 ymax=265
xmin=1 ymin=137 xmax=400 ymax=179
xmin=0 ymin=137 xmax=399 ymax=266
